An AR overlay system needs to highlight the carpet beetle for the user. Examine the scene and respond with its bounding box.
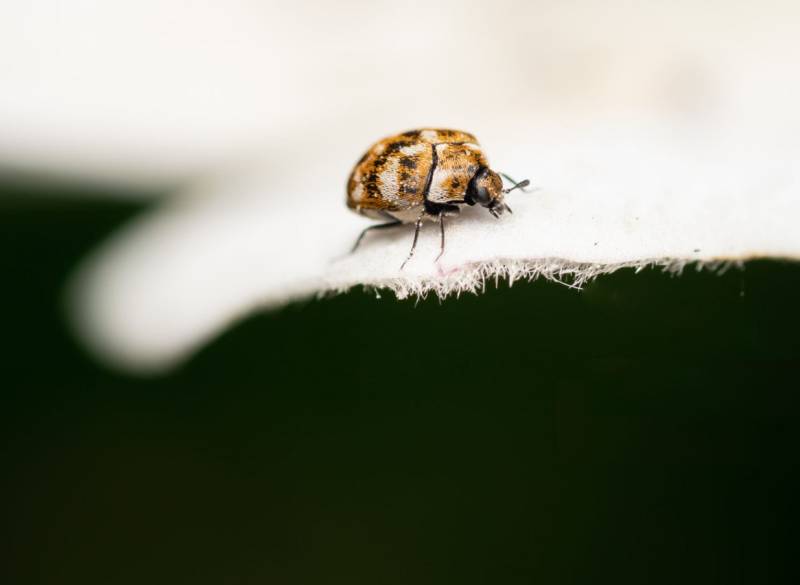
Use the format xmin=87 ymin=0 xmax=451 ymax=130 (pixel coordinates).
xmin=347 ymin=128 xmax=529 ymax=268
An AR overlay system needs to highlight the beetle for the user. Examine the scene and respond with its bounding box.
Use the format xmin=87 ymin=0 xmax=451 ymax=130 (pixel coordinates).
xmin=347 ymin=128 xmax=529 ymax=268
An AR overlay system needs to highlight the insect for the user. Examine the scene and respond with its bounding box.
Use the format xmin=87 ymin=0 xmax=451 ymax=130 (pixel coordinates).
xmin=347 ymin=128 xmax=529 ymax=268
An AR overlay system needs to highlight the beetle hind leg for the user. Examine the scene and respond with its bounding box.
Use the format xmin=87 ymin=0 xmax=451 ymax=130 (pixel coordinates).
xmin=350 ymin=219 xmax=403 ymax=253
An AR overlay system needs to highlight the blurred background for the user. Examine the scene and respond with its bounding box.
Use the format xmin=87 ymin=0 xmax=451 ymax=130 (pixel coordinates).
xmin=3 ymin=1 xmax=800 ymax=583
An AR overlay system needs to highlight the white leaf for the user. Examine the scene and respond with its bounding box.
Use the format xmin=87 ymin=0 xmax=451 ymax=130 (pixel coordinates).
xmin=68 ymin=114 xmax=800 ymax=372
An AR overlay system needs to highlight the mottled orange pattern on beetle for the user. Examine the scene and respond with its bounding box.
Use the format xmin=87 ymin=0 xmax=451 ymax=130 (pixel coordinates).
xmin=347 ymin=128 xmax=482 ymax=219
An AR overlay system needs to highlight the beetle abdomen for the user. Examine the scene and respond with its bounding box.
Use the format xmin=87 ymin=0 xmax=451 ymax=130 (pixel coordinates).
xmin=346 ymin=128 xmax=486 ymax=219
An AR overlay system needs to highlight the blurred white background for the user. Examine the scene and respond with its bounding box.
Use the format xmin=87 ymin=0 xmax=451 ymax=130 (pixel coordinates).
xmin=3 ymin=0 xmax=798 ymax=187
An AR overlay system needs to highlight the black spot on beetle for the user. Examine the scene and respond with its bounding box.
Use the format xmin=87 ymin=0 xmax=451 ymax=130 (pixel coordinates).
xmin=373 ymin=155 xmax=389 ymax=170
xmin=399 ymin=157 xmax=417 ymax=169
xmin=402 ymin=130 xmax=420 ymax=138
xmin=385 ymin=141 xmax=412 ymax=154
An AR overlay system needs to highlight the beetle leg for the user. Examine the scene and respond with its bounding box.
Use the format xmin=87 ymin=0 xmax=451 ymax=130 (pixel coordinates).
xmin=400 ymin=211 xmax=426 ymax=270
xmin=351 ymin=219 xmax=403 ymax=253
xmin=434 ymin=211 xmax=447 ymax=263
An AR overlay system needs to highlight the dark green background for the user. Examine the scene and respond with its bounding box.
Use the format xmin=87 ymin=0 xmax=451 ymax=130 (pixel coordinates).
xmin=2 ymin=183 xmax=798 ymax=584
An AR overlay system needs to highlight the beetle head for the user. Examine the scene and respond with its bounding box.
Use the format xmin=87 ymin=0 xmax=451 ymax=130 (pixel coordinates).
xmin=466 ymin=167 xmax=532 ymax=218
xmin=466 ymin=167 xmax=506 ymax=216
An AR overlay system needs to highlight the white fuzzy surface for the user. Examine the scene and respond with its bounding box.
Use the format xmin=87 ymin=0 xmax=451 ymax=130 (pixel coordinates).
xmin=68 ymin=117 xmax=796 ymax=373
xmin=327 ymin=260 xmax=737 ymax=301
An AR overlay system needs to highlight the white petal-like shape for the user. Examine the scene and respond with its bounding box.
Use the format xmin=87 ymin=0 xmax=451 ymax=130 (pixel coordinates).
xmin=68 ymin=154 xmax=362 ymax=371
xmin=46 ymin=0 xmax=800 ymax=371
xmin=69 ymin=114 xmax=800 ymax=373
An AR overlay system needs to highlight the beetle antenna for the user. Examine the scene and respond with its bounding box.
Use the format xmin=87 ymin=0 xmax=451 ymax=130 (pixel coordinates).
xmin=500 ymin=173 xmax=531 ymax=194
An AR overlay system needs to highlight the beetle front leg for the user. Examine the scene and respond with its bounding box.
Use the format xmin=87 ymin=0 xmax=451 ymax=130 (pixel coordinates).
xmin=435 ymin=211 xmax=447 ymax=263
xmin=400 ymin=211 xmax=426 ymax=270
